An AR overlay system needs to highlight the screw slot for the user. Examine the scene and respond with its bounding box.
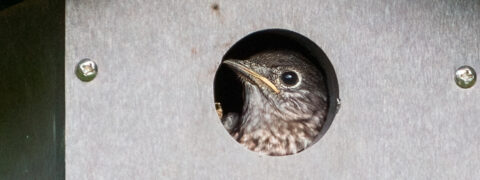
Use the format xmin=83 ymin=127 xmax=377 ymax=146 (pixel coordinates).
xmin=455 ymin=66 xmax=476 ymax=89
xmin=75 ymin=58 xmax=98 ymax=82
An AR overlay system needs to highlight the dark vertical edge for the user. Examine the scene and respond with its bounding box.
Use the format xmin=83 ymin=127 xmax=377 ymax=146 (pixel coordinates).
xmin=0 ymin=0 xmax=66 ymax=178
xmin=55 ymin=0 xmax=66 ymax=178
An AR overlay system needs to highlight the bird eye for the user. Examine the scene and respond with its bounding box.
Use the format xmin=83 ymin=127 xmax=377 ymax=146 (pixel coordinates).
xmin=281 ymin=71 xmax=299 ymax=86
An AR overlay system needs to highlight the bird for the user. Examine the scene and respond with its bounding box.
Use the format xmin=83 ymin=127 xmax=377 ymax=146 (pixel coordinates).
xmin=220 ymin=50 xmax=328 ymax=156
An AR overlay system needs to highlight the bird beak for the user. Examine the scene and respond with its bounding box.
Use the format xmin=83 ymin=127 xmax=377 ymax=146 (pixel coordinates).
xmin=223 ymin=60 xmax=280 ymax=94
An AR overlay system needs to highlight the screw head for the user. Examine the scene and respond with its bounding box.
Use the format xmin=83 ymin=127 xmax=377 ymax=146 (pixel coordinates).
xmin=76 ymin=58 xmax=98 ymax=82
xmin=455 ymin=66 xmax=476 ymax=89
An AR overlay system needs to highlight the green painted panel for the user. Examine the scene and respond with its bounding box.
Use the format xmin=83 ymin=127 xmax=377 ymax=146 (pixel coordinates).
xmin=0 ymin=0 xmax=65 ymax=179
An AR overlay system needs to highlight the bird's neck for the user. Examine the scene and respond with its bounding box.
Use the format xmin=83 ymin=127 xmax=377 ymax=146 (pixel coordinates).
xmin=237 ymin=86 xmax=320 ymax=155
xmin=240 ymin=86 xmax=276 ymax=131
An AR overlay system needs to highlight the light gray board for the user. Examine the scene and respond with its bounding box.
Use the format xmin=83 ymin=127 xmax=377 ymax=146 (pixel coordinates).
xmin=65 ymin=0 xmax=480 ymax=179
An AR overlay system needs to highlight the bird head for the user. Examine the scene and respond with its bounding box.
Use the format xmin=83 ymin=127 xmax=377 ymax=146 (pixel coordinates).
xmin=223 ymin=51 xmax=328 ymax=123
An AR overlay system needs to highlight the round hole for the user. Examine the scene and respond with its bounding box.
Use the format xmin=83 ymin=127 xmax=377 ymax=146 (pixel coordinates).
xmin=213 ymin=29 xmax=340 ymax=156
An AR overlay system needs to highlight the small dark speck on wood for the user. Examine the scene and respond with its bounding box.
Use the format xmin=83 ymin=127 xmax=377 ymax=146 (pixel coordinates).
xmin=211 ymin=3 xmax=224 ymax=23
xmin=211 ymin=3 xmax=219 ymax=11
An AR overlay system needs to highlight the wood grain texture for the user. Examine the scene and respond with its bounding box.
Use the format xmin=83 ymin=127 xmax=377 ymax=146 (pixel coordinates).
xmin=66 ymin=0 xmax=480 ymax=179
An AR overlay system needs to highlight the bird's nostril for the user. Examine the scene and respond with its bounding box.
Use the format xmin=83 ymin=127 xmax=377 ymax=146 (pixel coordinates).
xmin=213 ymin=29 xmax=339 ymax=156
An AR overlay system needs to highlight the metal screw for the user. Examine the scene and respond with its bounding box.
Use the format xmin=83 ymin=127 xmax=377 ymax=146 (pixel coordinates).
xmin=76 ymin=58 xmax=98 ymax=82
xmin=455 ymin=66 xmax=476 ymax=89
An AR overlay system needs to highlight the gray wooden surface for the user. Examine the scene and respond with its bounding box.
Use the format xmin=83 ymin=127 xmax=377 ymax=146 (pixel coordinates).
xmin=66 ymin=0 xmax=480 ymax=179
